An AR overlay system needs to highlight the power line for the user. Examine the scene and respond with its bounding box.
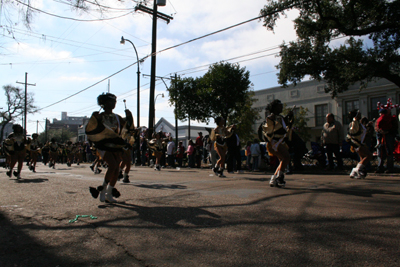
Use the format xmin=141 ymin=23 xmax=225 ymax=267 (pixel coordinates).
xmin=1 ymin=25 xmax=145 ymax=52
xmin=14 ymin=0 xmax=136 ymax=22
xmin=53 ymin=0 xmax=140 ymax=12
xmin=36 ymin=5 xmax=296 ymax=112
xmin=36 ymin=61 xmax=141 ymax=111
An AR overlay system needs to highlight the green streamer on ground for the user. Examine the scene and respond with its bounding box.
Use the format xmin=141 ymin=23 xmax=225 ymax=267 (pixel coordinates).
xmin=68 ymin=215 xmax=98 ymax=223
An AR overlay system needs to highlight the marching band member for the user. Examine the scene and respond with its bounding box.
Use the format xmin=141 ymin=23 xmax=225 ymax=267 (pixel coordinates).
xmin=89 ymin=145 xmax=103 ymax=174
xmin=86 ymin=93 xmax=134 ymax=203
xmin=75 ymin=141 xmax=83 ymax=165
xmin=118 ymin=134 xmax=135 ymax=182
xmin=262 ymin=100 xmax=292 ymax=187
xmin=65 ymin=141 xmax=74 ymax=167
xmin=48 ymin=138 xmax=60 ymax=169
xmin=210 ymin=117 xmax=235 ymax=178
xmin=347 ymin=110 xmax=372 ymax=179
xmin=148 ymin=131 xmax=165 ymax=171
xmin=5 ymin=124 xmax=27 ymax=179
xmin=28 ymin=133 xmax=41 ymax=172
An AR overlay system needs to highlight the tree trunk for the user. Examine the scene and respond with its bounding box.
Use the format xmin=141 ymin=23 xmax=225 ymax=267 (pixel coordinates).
xmin=0 ymin=120 xmax=10 ymax=143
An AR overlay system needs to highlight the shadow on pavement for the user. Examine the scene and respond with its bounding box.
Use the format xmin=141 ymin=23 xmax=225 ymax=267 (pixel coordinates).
xmin=15 ymin=178 xmax=49 ymax=183
xmin=98 ymin=203 xmax=221 ymax=228
xmin=0 ymin=212 xmax=76 ymax=267
xmin=132 ymin=184 xmax=187 ymax=190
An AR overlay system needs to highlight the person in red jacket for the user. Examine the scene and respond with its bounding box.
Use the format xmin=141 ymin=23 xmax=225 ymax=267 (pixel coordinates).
xmin=375 ymin=108 xmax=397 ymax=173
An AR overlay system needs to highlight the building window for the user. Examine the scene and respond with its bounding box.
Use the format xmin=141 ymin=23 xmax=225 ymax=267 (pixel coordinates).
xmin=267 ymin=95 xmax=274 ymax=101
xmin=369 ymin=96 xmax=387 ymax=120
xmin=317 ymin=85 xmax=326 ymax=93
xmin=315 ymin=104 xmax=328 ymax=126
xmin=290 ymin=90 xmax=298 ymax=97
xmin=343 ymin=100 xmax=359 ymax=124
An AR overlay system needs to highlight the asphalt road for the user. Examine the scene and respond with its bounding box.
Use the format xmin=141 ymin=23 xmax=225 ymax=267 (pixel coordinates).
xmin=1 ymin=163 xmax=400 ymax=267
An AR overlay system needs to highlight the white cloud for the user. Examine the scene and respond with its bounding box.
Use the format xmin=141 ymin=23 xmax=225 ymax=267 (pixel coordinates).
xmin=10 ymin=43 xmax=85 ymax=63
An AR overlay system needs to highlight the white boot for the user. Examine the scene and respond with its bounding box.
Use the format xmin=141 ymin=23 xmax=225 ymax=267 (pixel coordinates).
xmin=357 ymin=163 xmax=366 ymax=178
xmin=350 ymin=168 xmax=360 ymax=179
xmin=105 ymin=185 xmax=117 ymax=203
xmin=269 ymin=174 xmax=278 ymax=187
xmin=99 ymin=181 xmax=107 ymax=202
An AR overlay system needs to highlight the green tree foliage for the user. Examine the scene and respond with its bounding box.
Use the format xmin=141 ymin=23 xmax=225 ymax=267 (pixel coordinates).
xmin=168 ymin=62 xmax=260 ymax=143
xmin=37 ymin=128 xmax=75 ymax=144
xmin=260 ymin=0 xmax=400 ymax=96
xmin=0 ymin=85 xmax=38 ymax=141
xmin=282 ymin=104 xmax=311 ymax=143
xmin=168 ymin=77 xmax=208 ymax=123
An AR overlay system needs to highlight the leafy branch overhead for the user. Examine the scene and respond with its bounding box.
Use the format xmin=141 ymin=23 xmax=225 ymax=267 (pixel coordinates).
xmin=260 ymin=0 xmax=400 ymax=96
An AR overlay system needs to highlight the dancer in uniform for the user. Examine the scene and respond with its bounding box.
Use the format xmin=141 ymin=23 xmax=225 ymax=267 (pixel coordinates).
xmin=48 ymin=138 xmax=60 ymax=169
xmin=89 ymin=145 xmax=103 ymax=174
xmin=5 ymin=124 xmax=27 ymax=179
xmin=118 ymin=134 xmax=135 ymax=183
xmin=65 ymin=141 xmax=75 ymax=167
xmin=86 ymin=93 xmax=134 ymax=203
xmin=346 ymin=110 xmax=373 ymax=179
xmin=148 ymin=132 xmax=165 ymax=171
xmin=211 ymin=117 xmax=235 ymax=178
xmin=261 ymin=100 xmax=292 ymax=187
xmin=75 ymin=141 xmax=83 ymax=165
xmin=28 ymin=133 xmax=41 ymax=172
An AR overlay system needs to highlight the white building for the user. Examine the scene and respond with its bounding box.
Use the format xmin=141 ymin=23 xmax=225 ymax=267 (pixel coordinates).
xmin=155 ymin=117 xmax=210 ymax=147
xmin=253 ymin=78 xmax=400 ymax=147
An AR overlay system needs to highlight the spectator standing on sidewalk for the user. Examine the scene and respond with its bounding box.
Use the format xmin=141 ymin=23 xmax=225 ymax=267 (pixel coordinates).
xmin=245 ymin=141 xmax=252 ymax=170
xmin=375 ymin=108 xmax=398 ymax=173
xmin=140 ymin=137 xmax=147 ymax=166
xmin=250 ymin=139 xmax=261 ymax=171
xmin=195 ymin=132 xmax=204 ymax=168
xmin=186 ymin=139 xmax=195 ymax=168
xmin=321 ymin=113 xmax=344 ymax=170
xmin=166 ymin=136 xmax=175 ymax=168
xmin=176 ymin=141 xmax=185 ymax=167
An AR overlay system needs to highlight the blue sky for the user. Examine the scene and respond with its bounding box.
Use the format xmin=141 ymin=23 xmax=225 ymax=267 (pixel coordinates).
xmin=0 ymin=0 xmax=299 ymax=135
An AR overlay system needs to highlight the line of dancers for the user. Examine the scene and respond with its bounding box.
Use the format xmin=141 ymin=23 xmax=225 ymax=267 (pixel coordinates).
xmin=3 ymin=94 xmax=380 ymax=203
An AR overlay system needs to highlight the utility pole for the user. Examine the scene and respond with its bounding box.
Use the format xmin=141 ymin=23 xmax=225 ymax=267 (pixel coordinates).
xmin=16 ymin=72 xmax=36 ymax=137
xmin=174 ymin=73 xmax=178 ymax=147
xmin=188 ymin=112 xmax=191 ymax=141
xmin=45 ymin=118 xmax=48 ymax=142
xmin=135 ymin=1 xmax=173 ymax=138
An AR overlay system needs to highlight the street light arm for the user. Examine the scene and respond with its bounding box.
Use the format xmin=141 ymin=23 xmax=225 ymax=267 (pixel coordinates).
xmin=120 ymin=36 xmax=142 ymax=129
xmin=121 ymin=36 xmax=140 ymax=68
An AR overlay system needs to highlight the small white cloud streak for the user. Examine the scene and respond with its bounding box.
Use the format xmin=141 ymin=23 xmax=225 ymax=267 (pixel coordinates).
xmin=10 ymin=43 xmax=85 ymax=63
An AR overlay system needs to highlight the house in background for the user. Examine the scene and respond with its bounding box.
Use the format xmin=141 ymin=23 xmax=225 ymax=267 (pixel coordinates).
xmin=78 ymin=117 xmax=210 ymax=147
xmin=49 ymin=112 xmax=88 ymax=141
xmin=253 ymin=78 xmax=400 ymax=148
xmin=155 ymin=117 xmax=210 ymax=148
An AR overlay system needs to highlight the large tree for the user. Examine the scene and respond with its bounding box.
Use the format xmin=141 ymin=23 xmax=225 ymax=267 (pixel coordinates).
xmin=168 ymin=76 xmax=209 ymax=124
xmin=260 ymin=0 xmax=400 ymax=96
xmin=168 ymin=62 xmax=260 ymax=143
xmin=0 ymin=85 xmax=38 ymax=141
xmin=37 ymin=128 xmax=75 ymax=144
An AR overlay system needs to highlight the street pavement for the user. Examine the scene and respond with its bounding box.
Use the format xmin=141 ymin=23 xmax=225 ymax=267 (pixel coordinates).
xmin=1 ymin=163 xmax=400 ymax=267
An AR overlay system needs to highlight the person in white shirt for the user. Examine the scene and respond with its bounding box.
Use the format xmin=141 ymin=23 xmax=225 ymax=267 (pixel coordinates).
xmin=166 ymin=136 xmax=175 ymax=168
